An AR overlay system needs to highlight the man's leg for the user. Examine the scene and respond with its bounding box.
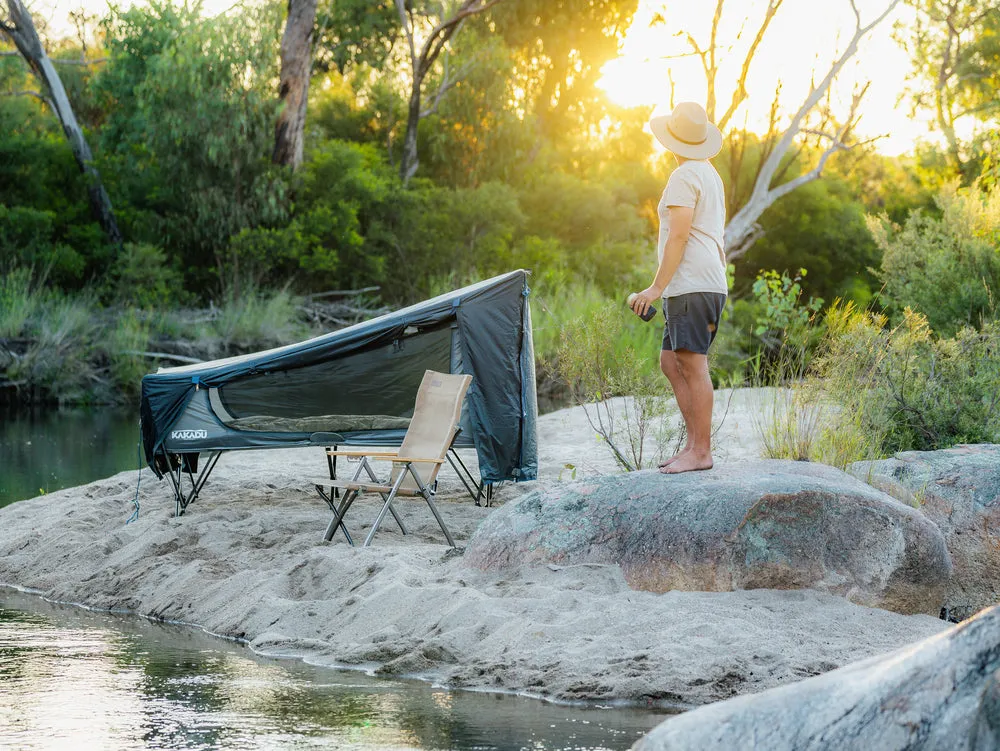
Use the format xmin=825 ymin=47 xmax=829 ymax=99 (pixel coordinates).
xmin=659 ymin=350 xmax=694 ymax=466
xmin=663 ymin=349 xmax=714 ymax=474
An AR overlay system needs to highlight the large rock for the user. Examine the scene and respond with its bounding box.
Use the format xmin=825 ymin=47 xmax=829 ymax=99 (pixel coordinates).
xmin=465 ymin=461 xmax=951 ymax=615
xmin=850 ymin=444 xmax=1000 ymax=621
xmin=632 ymin=604 xmax=1000 ymax=751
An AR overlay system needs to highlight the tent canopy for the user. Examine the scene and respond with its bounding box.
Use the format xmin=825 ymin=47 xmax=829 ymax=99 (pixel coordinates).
xmin=140 ymin=270 xmax=538 ymax=484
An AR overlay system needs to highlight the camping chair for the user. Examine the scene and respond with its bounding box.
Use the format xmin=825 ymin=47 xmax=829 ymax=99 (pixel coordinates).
xmin=311 ymin=370 xmax=472 ymax=547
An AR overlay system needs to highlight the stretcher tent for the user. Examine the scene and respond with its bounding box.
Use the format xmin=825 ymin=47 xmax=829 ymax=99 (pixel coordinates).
xmin=140 ymin=270 xmax=538 ymax=508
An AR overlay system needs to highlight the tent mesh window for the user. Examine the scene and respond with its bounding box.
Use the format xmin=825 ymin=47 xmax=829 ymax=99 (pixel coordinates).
xmin=216 ymin=325 xmax=453 ymax=435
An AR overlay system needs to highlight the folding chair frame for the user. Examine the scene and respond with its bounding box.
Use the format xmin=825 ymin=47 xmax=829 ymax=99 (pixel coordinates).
xmin=314 ymin=455 xmax=409 ymax=545
xmin=327 ymin=433 xmax=491 ymax=506
xmin=318 ymin=456 xmax=456 ymax=548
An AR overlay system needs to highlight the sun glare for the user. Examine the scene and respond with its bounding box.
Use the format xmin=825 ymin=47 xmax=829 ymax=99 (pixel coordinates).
xmin=598 ymin=0 xmax=934 ymax=157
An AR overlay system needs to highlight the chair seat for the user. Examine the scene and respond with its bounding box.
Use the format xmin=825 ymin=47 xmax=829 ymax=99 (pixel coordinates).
xmin=309 ymin=477 xmax=420 ymax=495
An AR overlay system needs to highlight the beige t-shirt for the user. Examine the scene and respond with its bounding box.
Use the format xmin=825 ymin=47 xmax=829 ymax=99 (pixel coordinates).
xmin=656 ymin=160 xmax=728 ymax=298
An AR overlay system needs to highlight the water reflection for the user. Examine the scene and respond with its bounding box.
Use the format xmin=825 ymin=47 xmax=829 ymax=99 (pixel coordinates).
xmin=0 ymin=590 xmax=670 ymax=750
xmin=0 ymin=407 xmax=139 ymax=507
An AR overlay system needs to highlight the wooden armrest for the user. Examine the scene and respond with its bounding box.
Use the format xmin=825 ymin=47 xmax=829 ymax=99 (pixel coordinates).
xmin=327 ymin=449 xmax=400 ymax=458
xmin=393 ymin=456 xmax=446 ymax=465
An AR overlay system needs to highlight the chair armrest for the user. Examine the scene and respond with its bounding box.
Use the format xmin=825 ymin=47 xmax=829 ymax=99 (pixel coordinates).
xmin=327 ymin=449 xmax=400 ymax=458
xmin=392 ymin=456 xmax=446 ymax=465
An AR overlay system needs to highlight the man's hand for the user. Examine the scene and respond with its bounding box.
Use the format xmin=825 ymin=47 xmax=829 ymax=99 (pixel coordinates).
xmin=630 ymin=286 xmax=663 ymax=317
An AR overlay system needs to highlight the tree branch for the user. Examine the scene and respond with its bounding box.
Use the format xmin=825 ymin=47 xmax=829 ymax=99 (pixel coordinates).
xmin=1 ymin=88 xmax=50 ymax=108
xmin=0 ymin=49 xmax=106 ymax=64
xmin=717 ymin=0 xmax=783 ymax=131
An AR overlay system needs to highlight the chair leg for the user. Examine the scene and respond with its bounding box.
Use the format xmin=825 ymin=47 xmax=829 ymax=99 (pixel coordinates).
xmin=360 ymin=458 xmax=408 ymax=535
xmin=421 ymin=489 xmax=456 ymax=548
xmin=408 ymin=465 xmax=456 ymax=548
xmin=324 ymin=489 xmax=359 ymax=543
xmin=363 ymin=472 xmax=408 ymax=547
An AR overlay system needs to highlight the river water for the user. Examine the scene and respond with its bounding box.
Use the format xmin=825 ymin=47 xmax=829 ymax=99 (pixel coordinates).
xmin=0 ymin=411 xmax=672 ymax=750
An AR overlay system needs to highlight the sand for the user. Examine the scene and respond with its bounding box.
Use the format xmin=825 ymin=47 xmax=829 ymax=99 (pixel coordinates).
xmin=0 ymin=389 xmax=948 ymax=707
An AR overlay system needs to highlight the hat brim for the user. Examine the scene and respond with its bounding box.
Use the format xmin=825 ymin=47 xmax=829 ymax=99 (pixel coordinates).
xmin=649 ymin=115 xmax=723 ymax=160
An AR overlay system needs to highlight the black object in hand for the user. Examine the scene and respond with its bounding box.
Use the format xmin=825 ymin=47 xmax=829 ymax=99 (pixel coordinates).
xmin=627 ymin=293 xmax=658 ymax=322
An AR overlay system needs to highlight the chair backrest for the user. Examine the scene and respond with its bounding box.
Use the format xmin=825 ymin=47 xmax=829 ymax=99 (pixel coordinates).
xmin=391 ymin=370 xmax=473 ymax=492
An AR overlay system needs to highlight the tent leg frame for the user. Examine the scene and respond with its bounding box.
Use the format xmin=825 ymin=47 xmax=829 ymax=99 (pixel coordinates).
xmin=165 ymin=451 xmax=222 ymax=517
xmin=447 ymin=449 xmax=493 ymax=507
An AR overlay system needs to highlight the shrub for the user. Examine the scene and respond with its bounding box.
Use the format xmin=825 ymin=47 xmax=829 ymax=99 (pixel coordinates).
xmin=554 ymin=304 xmax=677 ymax=471
xmin=0 ymin=268 xmax=38 ymax=339
xmin=207 ymin=287 xmax=308 ymax=354
xmin=816 ymin=302 xmax=1000 ymax=453
xmin=105 ymin=308 xmax=152 ymax=399
xmin=9 ymin=292 xmax=99 ymax=403
xmin=107 ymin=243 xmax=182 ymax=308
xmin=872 ymin=183 xmax=1000 ymax=336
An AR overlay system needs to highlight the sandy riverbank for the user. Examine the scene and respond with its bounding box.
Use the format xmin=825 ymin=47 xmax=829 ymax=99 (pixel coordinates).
xmin=0 ymin=389 xmax=948 ymax=706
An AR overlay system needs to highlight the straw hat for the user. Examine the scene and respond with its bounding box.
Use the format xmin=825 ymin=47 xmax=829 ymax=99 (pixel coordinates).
xmin=649 ymin=101 xmax=722 ymax=160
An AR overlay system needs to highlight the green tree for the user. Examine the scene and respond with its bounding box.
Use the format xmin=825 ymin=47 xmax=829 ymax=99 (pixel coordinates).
xmin=897 ymin=0 xmax=1000 ymax=178
xmin=872 ymin=182 xmax=1000 ymax=335
xmin=93 ymin=1 xmax=288 ymax=293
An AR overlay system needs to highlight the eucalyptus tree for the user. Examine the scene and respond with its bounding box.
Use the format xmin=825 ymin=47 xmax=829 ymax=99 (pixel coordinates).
xmin=896 ymin=0 xmax=1000 ymax=177
xmin=273 ymin=0 xmax=319 ymax=170
xmin=652 ymin=0 xmax=902 ymax=261
xmin=0 ymin=0 xmax=121 ymax=245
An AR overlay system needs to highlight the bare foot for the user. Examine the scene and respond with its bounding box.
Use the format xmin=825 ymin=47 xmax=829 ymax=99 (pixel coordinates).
xmin=658 ymin=447 xmax=691 ymax=468
xmin=661 ymin=452 xmax=714 ymax=474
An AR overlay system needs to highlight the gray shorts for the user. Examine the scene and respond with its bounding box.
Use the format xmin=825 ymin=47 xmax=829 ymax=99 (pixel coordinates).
xmin=661 ymin=292 xmax=727 ymax=354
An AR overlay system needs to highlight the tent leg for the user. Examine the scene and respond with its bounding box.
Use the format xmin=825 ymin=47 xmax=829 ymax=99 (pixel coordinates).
xmin=165 ymin=451 xmax=221 ymax=517
xmin=447 ymin=449 xmax=483 ymax=504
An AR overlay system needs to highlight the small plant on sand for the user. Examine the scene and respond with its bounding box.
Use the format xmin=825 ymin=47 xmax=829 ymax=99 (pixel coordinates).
xmin=555 ymin=305 xmax=677 ymax=471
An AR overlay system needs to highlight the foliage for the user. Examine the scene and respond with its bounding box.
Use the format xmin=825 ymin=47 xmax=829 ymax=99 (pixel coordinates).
xmin=8 ymin=292 xmax=100 ymax=404
xmin=0 ymin=268 xmax=39 ymax=339
xmin=733 ymin=169 xmax=879 ymax=303
xmin=871 ymin=182 xmax=1000 ymax=335
xmin=106 ymin=243 xmax=183 ymax=308
xmin=816 ymin=302 xmax=1000 ymax=453
xmin=106 ymin=309 xmax=151 ymax=400
xmin=93 ymin=0 xmax=288 ymax=292
xmin=207 ymin=287 xmax=308 ymax=354
xmin=750 ymin=269 xmax=824 ymax=339
xmin=897 ymin=0 xmax=1000 ymax=176
xmin=554 ymin=304 xmax=676 ymax=471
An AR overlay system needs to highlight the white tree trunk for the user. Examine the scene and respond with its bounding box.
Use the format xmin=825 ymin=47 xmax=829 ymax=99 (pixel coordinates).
xmin=721 ymin=0 xmax=901 ymax=261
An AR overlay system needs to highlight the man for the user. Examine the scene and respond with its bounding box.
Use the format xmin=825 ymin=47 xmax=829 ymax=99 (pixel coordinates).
xmin=629 ymin=101 xmax=728 ymax=474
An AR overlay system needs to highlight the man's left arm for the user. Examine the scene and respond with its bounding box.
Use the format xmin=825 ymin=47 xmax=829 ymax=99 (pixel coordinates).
xmin=630 ymin=205 xmax=694 ymax=317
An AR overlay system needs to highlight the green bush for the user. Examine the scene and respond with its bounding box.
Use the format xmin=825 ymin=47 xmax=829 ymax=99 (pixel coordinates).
xmin=0 ymin=205 xmax=86 ymax=286
xmin=816 ymin=302 xmax=1000 ymax=452
xmin=9 ymin=292 xmax=99 ymax=403
xmin=872 ymin=183 xmax=1000 ymax=335
xmin=207 ymin=287 xmax=308 ymax=354
xmin=107 ymin=243 xmax=182 ymax=307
